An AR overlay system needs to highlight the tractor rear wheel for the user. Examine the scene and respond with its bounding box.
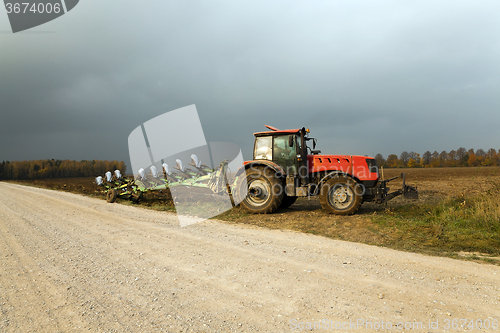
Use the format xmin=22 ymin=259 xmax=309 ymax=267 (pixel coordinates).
xmin=106 ymin=188 xmax=118 ymax=203
xmin=279 ymin=195 xmax=298 ymax=209
xmin=236 ymin=167 xmax=284 ymax=214
xmin=319 ymin=177 xmax=362 ymax=215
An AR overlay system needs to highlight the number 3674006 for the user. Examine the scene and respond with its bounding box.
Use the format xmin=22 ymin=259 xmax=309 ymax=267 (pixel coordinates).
xmin=5 ymin=2 xmax=62 ymax=14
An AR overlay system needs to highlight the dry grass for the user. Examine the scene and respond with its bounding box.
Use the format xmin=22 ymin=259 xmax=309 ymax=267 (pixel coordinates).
xmin=370 ymin=178 xmax=500 ymax=260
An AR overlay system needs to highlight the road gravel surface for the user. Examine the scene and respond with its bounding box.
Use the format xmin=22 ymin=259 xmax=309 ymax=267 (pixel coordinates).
xmin=0 ymin=182 xmax=499 ymax=332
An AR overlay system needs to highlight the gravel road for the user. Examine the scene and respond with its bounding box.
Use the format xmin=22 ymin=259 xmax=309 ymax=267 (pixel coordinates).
xmin=1 ymin=182 xmax=499 ymax=332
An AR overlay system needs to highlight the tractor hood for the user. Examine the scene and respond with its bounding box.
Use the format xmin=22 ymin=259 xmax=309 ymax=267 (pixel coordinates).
xmin=308 ymin=154 xmax=378 ymax=182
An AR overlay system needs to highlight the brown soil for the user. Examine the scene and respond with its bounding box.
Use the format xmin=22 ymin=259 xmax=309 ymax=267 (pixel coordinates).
xmin=380 ymin=166 xmax=500 ymax=200
xmin=10 ymin=177 xmax=107 ymax=197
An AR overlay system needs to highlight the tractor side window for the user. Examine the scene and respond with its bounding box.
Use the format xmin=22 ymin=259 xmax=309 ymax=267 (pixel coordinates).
xmin=273 ymin=135 xmax=297 ymax=173
xmin=254 ymin=136 xmax=272 ymax=160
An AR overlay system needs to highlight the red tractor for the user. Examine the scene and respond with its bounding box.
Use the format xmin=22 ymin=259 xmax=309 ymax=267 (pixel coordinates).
xmin=234 ymin=125 xmax=418 ymax=215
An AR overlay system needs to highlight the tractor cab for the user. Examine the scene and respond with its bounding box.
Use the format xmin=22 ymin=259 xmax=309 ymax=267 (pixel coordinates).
xmin=253 ymin=126 xmax=319 ymax=174
xmin=254 ymin=127 xmax=298 ymax=174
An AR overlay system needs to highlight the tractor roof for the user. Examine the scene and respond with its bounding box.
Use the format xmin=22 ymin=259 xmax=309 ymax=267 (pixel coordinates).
xmin=253 ymin=125 xmax=301 ymax=137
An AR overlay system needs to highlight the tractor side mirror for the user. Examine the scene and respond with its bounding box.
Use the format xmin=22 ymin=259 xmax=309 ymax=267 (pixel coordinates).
xmin=288 ymin=135 xmax=294 ymax=147
xmin=313 ymin=139 xmax=316 ymax=149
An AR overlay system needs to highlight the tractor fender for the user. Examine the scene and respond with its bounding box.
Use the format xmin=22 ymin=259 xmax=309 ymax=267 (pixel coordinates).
xmin=234 ymin=160 xmax=285 ymax=179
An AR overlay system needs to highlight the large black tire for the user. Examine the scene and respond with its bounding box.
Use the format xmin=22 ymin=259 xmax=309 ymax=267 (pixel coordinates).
xmin=235 ymin=166 xmax=284 ymax=214
xmin=279 ymin=195 xmax=298 ymax=209
xmin=106 ymin=188 xmax=118 ymax=203
xmin=319 ymin=177 xmax=362 ymax=215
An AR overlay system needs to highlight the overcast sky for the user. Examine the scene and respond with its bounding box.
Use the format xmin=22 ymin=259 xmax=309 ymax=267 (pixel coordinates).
xmin=1 ymin=0 xmax=499 ymax=172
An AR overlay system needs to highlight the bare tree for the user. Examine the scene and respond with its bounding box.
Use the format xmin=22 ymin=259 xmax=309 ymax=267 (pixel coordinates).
xmin=399 ymin=151 xmax=410 ymax=167
xmin=431 ymin=151 xmax=440 ymax=167
xmin=447 ymin=150 xmax=457 ymax=166
xmin=408 ymin=151 xmax=420 ymax=161
xmin=439 ymin=151 xmax=448 ymax=167
xmin=374 ymin=153 xmax=386 ymax=167
xmin=456 ymin=147 xmax=467 ymax=165
xmin=422 ymin=151 xmax=432 ymax=166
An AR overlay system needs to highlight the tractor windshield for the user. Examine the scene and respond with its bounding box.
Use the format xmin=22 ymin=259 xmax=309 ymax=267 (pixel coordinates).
xmin=254 ymin=136 xmax=272 ymax=160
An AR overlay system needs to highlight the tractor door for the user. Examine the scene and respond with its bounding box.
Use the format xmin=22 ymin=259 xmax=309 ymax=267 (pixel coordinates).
xmin=272 ymin=135 xmax=298 ymax=175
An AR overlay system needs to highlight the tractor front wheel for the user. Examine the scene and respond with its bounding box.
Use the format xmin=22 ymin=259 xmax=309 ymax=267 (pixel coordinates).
xmin=319 ymin=177 xmax=362 ymax=215
xmin=237 ymin=167 xmax=284 ymax=214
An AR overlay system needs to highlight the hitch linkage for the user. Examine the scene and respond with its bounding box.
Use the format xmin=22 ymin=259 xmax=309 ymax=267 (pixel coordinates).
xmin=371 ymin=173 xmax=418 ymax=204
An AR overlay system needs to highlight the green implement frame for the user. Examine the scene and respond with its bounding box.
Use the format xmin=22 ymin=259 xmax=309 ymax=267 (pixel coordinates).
xmin=95 ymin=158 xmax=234 ymax=204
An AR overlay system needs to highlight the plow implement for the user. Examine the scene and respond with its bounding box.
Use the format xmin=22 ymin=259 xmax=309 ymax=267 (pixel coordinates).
xmin=95 ymin=154 xmax=235 ymax=204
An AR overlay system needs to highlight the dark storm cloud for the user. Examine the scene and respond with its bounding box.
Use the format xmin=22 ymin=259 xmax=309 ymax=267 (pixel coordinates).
xmin=1 ymin=0 xmax=499 ymax=168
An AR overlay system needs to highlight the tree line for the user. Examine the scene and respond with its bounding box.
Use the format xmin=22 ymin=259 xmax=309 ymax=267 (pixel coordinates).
xmin=374 ymin=148 xmax=500 ymax=168
xmin=0 ymin=159 xmax=126 ymax=180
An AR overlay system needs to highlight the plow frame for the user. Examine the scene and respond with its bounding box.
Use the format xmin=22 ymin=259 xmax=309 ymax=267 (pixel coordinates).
xmin=96 ymin=159 xmax=235 ymax=204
